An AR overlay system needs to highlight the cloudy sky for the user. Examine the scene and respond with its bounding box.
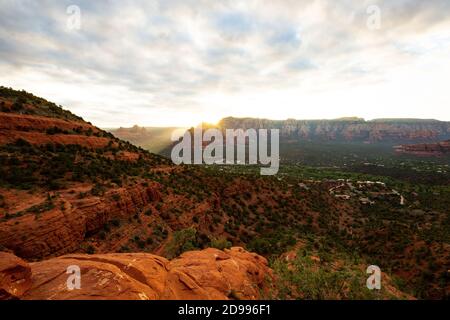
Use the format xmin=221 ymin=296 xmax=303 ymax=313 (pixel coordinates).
xmin=1 ymin=0 xmax=450 ymax=127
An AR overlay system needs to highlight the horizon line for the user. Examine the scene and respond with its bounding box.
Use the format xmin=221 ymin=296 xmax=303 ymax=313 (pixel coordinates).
xmin=102 ymin=116 xmax=449 ymax=129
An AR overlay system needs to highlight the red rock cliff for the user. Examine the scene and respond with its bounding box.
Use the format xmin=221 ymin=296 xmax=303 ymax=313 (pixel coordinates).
xmin=0 ymin=184 xmax=162 ymax=260
xmin=218 ymin=117 xmax=450 ymax=142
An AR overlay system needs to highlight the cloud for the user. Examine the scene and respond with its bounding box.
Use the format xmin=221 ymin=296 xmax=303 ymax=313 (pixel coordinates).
xmin=0 ymin=0 xmax=450 ymax=126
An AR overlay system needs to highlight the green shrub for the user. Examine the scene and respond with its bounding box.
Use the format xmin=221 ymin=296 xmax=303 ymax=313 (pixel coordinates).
xmin=269 ymin=248 xmax=398 ymax=300
xmin=91 ymin=183 xmax=106 ymax=196
xmin=137 ymin=240 xmax=146 ymax=249
xmin=119 ymin=246 xmax=130 ymax=253
xmin=144 ymin=209 xmax=152 ymax=216
xmin=210 ymin=237 xmax=232 ymax=250
xmin=0 ymin=101 xmax=8 ymax=112
xmin=165 ymin=227 xmax=198 ymax=259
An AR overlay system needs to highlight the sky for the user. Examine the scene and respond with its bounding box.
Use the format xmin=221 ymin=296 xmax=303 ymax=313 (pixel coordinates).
xmin=1 ymin=0 xmax=450 ymax=128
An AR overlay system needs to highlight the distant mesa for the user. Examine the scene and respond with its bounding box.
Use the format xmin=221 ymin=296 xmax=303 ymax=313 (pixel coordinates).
xmin=217 ymin=116 xmax=450 ymax=143
xmin=109 ymin=116 xmax=450 ymax=158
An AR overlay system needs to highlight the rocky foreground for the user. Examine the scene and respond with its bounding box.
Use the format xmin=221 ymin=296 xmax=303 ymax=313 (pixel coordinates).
xmin=0 ymin=247 xmax=273 ymax=300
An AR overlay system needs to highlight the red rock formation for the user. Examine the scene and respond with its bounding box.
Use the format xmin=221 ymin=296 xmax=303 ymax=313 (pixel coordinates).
xmin=0 ymin=248 xmax=273 ymax=300
xmin=0 ymin=184 xmax=162 ymax=260
xmin=0 ymin=252 xmax=32 ymax=299
xmin=218 ymin=117 xmax=450 ymax=142
xmin=0 ymin=112 xmax=99 ymax=133
xmin=0 ymin=199 xmax=86 ymax=260
xmin=395 ymin=140 xmax=450 ymax=156
xmin=0 ymin=112 xmax=116 ymax=149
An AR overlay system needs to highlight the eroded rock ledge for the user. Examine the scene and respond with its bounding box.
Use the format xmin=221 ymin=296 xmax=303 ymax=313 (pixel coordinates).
xmin=0 ymin=247 xmax=273 ymax=300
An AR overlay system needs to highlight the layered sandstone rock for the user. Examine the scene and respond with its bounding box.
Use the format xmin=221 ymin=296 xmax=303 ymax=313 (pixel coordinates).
xmin=0 ymin=252 xmax=32 ymax=299
xmin=0 ymin=130 xmax=113 ymax=148
xmin=0 ymin=184 xmax=162 ymax=260
xmin=0 ymin=112 xmax=98 ymax=133
xmin=0 ymin=199 xmax=86 ymax=259
xmin=0 ymin=112 xmax=113 ymax=148
xmin=0 ymin=248 xmax=273 ymax=300
xmin=218 ymin=117 xmax=450 ymax=142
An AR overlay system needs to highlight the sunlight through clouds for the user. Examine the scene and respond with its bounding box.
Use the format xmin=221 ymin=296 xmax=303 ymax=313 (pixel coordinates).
xmin=0 ymin=0 xmax=449 ymax=127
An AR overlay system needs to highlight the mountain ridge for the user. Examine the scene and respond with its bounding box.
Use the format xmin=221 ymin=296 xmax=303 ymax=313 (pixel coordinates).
xmin=217 ymin=117 xmax=450 ymax=143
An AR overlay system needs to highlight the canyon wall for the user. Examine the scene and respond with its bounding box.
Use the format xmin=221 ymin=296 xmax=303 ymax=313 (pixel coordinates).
xmin=0 ymin=184 xmax=161 ymax=260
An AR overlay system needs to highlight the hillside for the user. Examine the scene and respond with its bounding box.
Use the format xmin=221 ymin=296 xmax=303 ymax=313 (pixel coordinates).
xmin=0 ymin=87 xmax=448 ymax=300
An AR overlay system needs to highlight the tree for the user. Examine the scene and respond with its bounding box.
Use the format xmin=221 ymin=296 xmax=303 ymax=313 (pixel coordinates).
xmin=11 ymin=97 xmax=25 ymax=111
xmin=165 ymin=227 xmax=197 ymax=258
xmin=0 ymin=101 xmax=8 ymax=112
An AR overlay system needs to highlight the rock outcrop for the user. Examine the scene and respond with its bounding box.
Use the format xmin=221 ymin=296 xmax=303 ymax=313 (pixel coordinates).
xmin=0 ymin=248 xmax=273 ymax=300
xmin=0 ymin=88 xmax=164 ymax=260
xmin=0 ymin=112 xmax=114 ymax=148
xmin=0 ymin=252 xmax=32 ymax=299
xmin=0 ymin=184 xmax=162 ymax=260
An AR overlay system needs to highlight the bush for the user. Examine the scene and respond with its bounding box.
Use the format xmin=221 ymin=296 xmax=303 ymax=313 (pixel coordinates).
xmin=119 ymin=246 xmax=130 ymax=253
xmin=144 ymin=209 xmax=152 ymax=216
xmin=269 ymin=248 xmax=397 ymax=300
xmin=210 ymin=237 xmax=232 ymax=250
xmin=91 ymin=183 xmax=106 ymax=196
xmin=247 ymin=238 xmax=271 ymax=255
xmin=11 ymin=101 xmax=23 ymax=111
xmin=165 ymin=227 xmax=198 ymax=258
xmin=137 ymin=240 xmax=146 ymax=249
xmin=46 ymin=126 xmax=67 ymax=135
xmin=86 ymin=245 xmax=95 ymax=254
xmin=111 ymin=219 xmax=120 ymax=227
xmin=0 ymin=101 xmax=8 ymax=112
xmin=14 ymin=138 xmax=32 ymax=148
